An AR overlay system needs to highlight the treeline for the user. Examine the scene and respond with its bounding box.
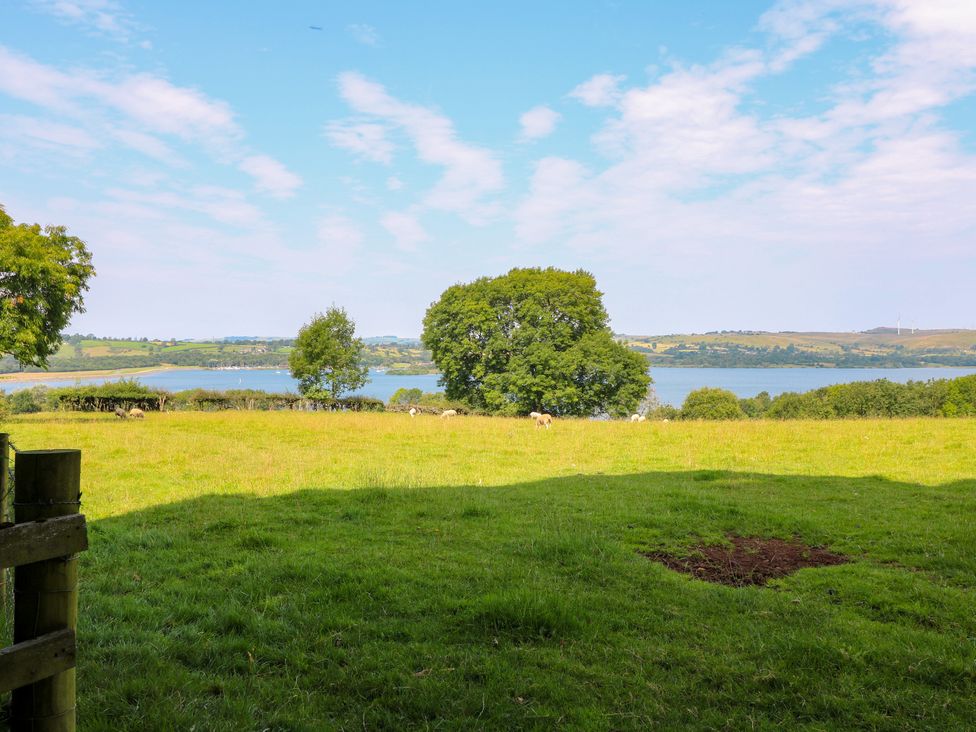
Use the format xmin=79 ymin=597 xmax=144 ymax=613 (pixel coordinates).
xmin=660 ymin=375 xmax=976 ymax=420
xmin=3 ymin=381 xmax=384 ymax=414
xmin=0 ymin=351 xmax=288 ymax=373
xmin=639 ymin=342 xmax=976 ymax=368
xmin=5 ymin=375 xmax=976 ymax=420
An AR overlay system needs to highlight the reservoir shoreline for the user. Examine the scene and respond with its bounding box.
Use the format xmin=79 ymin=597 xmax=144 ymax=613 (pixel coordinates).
xmin=3 ymin=366 xmax=975 ymax=407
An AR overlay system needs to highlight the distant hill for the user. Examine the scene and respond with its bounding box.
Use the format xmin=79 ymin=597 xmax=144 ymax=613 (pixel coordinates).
xmin=0 ymin=335 xmax=435 ymax=375
xmin=4 ymin=329 xmax=974 ymax=375
xmin=619 ymin=329 xmax=976 ymax=368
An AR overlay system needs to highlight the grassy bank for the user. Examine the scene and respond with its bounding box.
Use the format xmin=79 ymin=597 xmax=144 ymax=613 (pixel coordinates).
xmin=4 ymin=413 xmax=975 ymax=729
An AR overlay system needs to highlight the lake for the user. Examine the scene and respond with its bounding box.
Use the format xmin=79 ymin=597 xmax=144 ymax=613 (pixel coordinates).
xmin=3 ymin=366 xmax=975 ymax=406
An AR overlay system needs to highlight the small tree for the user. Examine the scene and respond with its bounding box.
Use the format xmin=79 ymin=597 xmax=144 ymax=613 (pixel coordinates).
xmin=0 ymin=204 xmax=95 ymax=367
xmin=680 ymin=387 xmax=746 ymax=420
xmin=389 ymin=387 xmax=423 ymax=406
xmin=289 ymin=307 xmax=369 ymax=399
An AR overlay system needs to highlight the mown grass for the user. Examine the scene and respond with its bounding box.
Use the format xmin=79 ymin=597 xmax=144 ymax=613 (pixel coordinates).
xmin=3 ymin=413 xmax=975 ymax=730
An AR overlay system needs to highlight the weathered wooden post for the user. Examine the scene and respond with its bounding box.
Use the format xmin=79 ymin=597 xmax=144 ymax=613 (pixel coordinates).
xmin=11 ymin=450 xmax=82 ymax=732
xmin=0 ymin=433 xmax=9 ymax=616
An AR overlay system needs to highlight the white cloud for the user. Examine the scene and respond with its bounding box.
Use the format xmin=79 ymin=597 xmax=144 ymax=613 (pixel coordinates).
xmin=347 ymin=23 xmax=379 ymax=46
xmin=333 ymin=72 xmax=504 ymax=222
xmin=518 ymin=105 xmax=561 ymax=141
xmin=0 ymin=46 xmax=240 ymax=148
xmin=30 ymin=0 xmax=139 ymax=42
xmin=110 ymin=128 xmax=184 ymax=165
xmin=516 ymin=0 xmax=976 ymax=273
xmin=324 ymin=121 xmax=395 ymax=163
xmin=100 ymin=74 xmax=241 ymax=145
xmin=105 ymin=185 xmax=265 ymax=228
xmin=381 ymin=211 xmax=429 ymax=252
xmin=569 ymin=73 xmax=626 ymax=107
xmin=238 ymin=155 xmax=303 ymax=198
xmin=386 ymin=176 xmax=404 ymax=190
xmin=0 ymin=113 xmax=101 ymax=153
xmin=0 ymin=45 xmax=301 ymax=204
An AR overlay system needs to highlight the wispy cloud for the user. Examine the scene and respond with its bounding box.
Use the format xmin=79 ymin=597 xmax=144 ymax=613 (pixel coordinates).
xmin=314 ymin=215 xmax=363 ymax=275
xmin=518 ymin=105 xmax=560 ymax=142
xmin=238 ymin=155 xmax=303 ymax=199
xmin=0 ymin=113 xmax=101 ymax=153
xmin=381 ymin=211 xmax=429 ymax=252
xmin=346 ymin=23 xmax=379 ymax=47
xmin=324 ymin=120 xmax=395 ymax=163
xmin=105 ymin=185 xmax=266 ymax=228
xmin=0 ymin=45 xmax=301 ymax=197
xmin=569 ymin=73 xmax=626 ymax=107
xmin=332 ymin=71 xmax=504 ymax=225
xmin=517 ymin=0 xmax=976 ymax=273
xmin=29 ymin=0 xmax=141 ymax=43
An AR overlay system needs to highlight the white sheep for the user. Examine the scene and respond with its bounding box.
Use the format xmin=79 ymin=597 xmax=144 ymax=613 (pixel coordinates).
xmin=129 ymin=407 xmax=145 ymax=419
xmin=529 ymin=411 xmax=542 ymax=419
xmin=535 ymin=413 xmax=553 ymax=429
xmin=409 ymin=407 xmax=417 ymax=418
xmin=440 ymin=409 xmax=458 ymax=419
xmin=630 ymin=413 xmax=640 ymax=422
xmin=637 ymin=415 xmax=646 ymax=423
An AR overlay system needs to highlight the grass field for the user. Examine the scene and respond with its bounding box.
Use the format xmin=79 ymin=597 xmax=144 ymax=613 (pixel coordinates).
xmin=3 ymin=413 xmax=975 ymax=729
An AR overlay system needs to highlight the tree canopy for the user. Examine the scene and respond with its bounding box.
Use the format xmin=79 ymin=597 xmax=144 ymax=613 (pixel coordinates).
xmin=422 ymin=267 xmax=650 ymax=416
xmin=289 ymin=307 xmax=369 ymax=399
xmin=680 ymin=387 xmax=746 ymax=420
xmin=0 ymin=204 xmax=95 ymax=367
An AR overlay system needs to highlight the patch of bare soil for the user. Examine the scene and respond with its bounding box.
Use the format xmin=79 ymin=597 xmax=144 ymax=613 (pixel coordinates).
xmin=643 ymin=535 xmax=848 ymax=587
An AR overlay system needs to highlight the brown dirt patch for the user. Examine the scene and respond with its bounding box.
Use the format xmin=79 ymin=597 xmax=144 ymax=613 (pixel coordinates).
xmin=643 ymin=535 xmax=848 ymax=587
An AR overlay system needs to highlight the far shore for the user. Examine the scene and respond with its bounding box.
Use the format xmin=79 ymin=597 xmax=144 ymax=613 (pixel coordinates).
xmin=0 ymin=365 xmax=188 ymax=383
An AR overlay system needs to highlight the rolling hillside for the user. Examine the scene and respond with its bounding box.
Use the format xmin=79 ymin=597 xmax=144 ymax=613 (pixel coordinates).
xmin=623 ymin=328 xmax=976 ymax=367
xmin=3 ymin=329 xmax=975 ymax=375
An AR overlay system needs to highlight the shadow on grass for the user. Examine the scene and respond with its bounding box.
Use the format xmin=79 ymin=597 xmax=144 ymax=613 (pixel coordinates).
xmin=65 ymin=471 xmax=976 ymax=729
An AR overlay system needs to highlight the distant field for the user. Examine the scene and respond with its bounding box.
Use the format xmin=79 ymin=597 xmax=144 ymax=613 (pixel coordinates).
xmin=5 ymin=338 xmax=435 ymax=375
xmin=627 ymin=328 xmax=976 ymax=367
xmin=2 ymin=413 xmax=974 ymax=729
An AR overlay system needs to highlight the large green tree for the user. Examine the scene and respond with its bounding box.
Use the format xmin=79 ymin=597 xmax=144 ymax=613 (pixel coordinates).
xmin=289 ymin=307 xmax=369 ymax=399
xmin=422 ymin=268 xmax=650 ymax=417
xmin=0 ymin=204 xmax=95 ymax=367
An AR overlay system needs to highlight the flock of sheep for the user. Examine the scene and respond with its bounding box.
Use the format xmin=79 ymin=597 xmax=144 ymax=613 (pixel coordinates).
xmin=408 ymin=408 xmax=657 ymax=428
xmin=115 ymin=405 xmax=658 ymax=425
xmin=406 ymin=406 xmax=556 ymax=428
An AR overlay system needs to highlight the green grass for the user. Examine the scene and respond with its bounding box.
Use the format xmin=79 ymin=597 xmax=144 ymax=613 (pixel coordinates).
xmin=3 ymin=413 xmax=976 ymax=729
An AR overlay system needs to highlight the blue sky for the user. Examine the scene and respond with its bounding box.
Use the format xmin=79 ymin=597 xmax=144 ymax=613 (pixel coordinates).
xmin=1 ymin=0 xmax=974 ymax=338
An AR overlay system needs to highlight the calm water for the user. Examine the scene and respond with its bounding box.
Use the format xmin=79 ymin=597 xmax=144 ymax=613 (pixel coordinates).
xmin=3 ymin=366 xmax=975 ymax=406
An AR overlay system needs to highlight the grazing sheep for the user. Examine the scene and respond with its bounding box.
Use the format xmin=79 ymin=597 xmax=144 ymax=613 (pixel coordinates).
xmin=630 ymin=413 xmax=640 ymax=422
xmin=637 ymin=415 xmax=646 ymax=423
xmin=129 ymin=407 xmax=145 ymax=419
xmin=662 ymin=418 xmax=670 ymax=423
xmin=409 ymin=407 xmax=417 ymax=418
xmin=440 ymin=409 xmax=458 ymax=419
xmin=529 ymin=411 xmax=542 ymax=419
xmin=114 ymin=407 xmax=127 ymax=419
xmin=535 ymin=413 xmax=553 ymax=429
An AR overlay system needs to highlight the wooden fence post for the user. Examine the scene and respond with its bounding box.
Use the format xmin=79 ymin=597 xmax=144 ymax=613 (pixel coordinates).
xmin=10 ymin=450 xmax=81 ymax=732
xmin=0 ymin=433 xmax=9 ymax=618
